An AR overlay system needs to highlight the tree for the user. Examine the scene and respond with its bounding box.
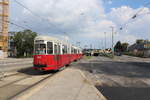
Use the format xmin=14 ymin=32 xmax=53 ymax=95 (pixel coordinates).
xmin=114 ymin=41 xmax=122 ymax=52
xmin=13 ymin=29 xmax=37 ymax=57
xmin=122 ymin=43 xmax=129 ymax=52
xmin=136 ymin=39 xmax=145 ymax=44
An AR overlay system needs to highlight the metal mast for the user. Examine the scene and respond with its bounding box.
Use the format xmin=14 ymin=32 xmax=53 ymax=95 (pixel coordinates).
xmin=0 ymin=0 xmax=9 ymax=58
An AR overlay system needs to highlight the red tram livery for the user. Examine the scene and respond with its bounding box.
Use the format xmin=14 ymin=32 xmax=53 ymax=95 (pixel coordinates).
xmin=33 ymin=35 xmax=82 ymax=71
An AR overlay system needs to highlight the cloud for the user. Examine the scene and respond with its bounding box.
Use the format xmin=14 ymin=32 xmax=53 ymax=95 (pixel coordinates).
xmin=108 ymin=6 xmax=150 ymax=44
xmin=20 ymin=0 xmax=106 ymax=34
xmin=115 ymin=34 xmax=139 ymax=44
xmin=10 ymin=0 xmax=150 ymax=48
xmin=81 ymin=20 xmax=115 ymax=38
xmin=108 ymin=6 xmax=136 ymax=25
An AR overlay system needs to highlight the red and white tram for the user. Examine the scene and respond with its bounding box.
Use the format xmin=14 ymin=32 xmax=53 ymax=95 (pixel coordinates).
xmin=33 ymin=35 xmax=82 ymax=71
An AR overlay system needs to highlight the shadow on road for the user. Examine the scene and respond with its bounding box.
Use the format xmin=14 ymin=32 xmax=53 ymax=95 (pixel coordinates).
xmin=96 ymin=85 xmax=150 ymax=100
xmin=17 ymin=67 xmax=57 ymax=76
xmin=78 ymin=61 xmax=150 ymax=78
xmin=127 ymin=62 xmax=150 ymax=68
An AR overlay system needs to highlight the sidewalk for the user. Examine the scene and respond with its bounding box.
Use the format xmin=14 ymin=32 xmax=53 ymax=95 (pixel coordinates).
xmin=12 ymin=68 xmax=106 ymax=100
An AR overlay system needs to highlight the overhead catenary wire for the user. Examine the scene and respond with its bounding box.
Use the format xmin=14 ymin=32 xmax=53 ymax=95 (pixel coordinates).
xmin=13 ymin=0 xmax=64 ymax=34
xmin=0 ymin=19 xmax=33 ymax=35
xmin=9 ymin=18 xmax=33 ymax=30
xmin=119 ymin=1 xmax=150 ymax=30
xmin=13 ymin=0 xmax=43 ymax=20
xmin=11 ymin=0 xmax=78 ymax=45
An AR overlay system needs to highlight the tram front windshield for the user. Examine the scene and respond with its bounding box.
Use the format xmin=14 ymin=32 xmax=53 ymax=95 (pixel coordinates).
xmin=34 ymin=44 xmax=46 ymax=55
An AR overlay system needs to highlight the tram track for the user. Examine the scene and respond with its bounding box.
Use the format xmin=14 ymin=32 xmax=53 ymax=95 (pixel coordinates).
xmin=2 ymin=72 xmax=22 ymax=79
xmin=0 ymin=75 xmax=31 ymax=88
xmin=8 ymin=74 xmax=54 ymax=100
xmin=0 ymin=68 xmax=58 ymax=100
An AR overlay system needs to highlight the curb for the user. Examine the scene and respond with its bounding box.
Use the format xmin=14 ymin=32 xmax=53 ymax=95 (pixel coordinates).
xmin=10 ymin=68 xmax=107 ymax=100
xmin=78 ymin=70 xmax=107 ymax=100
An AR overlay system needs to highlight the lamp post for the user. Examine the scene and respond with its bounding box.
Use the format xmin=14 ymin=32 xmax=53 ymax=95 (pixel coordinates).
xmin=110 ymin=26 xmax=114 ymax=57
xmin=76 ymin=42 xmax=81 ymax=47
xmin=63 ymin=32 xmax=69 ymax=43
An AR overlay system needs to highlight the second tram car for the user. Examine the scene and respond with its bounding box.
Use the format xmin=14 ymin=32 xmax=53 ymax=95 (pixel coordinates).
xmin=33 ymin=35 xmax=82 ymax=71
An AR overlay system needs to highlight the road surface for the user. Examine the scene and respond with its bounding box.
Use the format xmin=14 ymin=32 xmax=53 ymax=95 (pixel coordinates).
xmin=0 ymin=58 xmax=33 ymax=72
xmin=75 ymin=55 xmax=150 ymax=100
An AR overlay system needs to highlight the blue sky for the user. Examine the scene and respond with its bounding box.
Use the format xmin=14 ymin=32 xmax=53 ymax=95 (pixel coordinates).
xmin=104 ymin=0 xmax=149 ymax=11
xmin=9 ymin=0 xmax=150 ymax=49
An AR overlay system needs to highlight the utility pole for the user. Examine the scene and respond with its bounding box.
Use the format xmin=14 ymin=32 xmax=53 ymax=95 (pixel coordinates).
xmin=76 ymin=42 xmax=81 ymax=47
xmin=63 ymin=32 xmax=69 ymax=43
xmin=101 ymin=40 xmax=104 ymax=50
xmin=84 ymin=45 xmax=88 ymax=49
xmin=110 ymin=26 xmax=114 ymax=57
xmin=90 ymin=44 xmax=92 ymax=49
xmin=0 ymin=0 xmax=9 ymax=58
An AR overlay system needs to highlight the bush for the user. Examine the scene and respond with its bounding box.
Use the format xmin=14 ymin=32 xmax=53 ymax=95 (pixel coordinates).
xmin=124 ymin=52 xmax=144 ymax=58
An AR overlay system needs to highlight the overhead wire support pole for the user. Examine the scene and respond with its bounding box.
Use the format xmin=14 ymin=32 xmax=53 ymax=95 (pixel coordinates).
xmin=0 ymin=0 xmax=9 ymax=58
xmin=120 ymin=1 xmax=150 ymax=30
xmin=110 ymin=26 xmax=114 ymax=58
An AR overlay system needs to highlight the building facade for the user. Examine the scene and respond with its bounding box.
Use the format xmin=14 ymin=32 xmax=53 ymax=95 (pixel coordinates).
xmin=128 ymin=41 xmax=150 ymax=57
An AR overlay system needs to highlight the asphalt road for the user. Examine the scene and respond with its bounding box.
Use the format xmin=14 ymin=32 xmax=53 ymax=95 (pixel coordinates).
xmin=0 ymin=67 xmax=56 ymax=100
xmin=76 ymin=55 xmax=150 ymax=100
xmin=0 ymin=58 xmax=33 ymax=72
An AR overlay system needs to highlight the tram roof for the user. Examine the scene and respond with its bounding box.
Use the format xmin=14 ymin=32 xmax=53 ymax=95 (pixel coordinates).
xmin=35 ymin=35 xmax=82 ymax=50
xmin=35 ymin=35 xmax=69 ymax=45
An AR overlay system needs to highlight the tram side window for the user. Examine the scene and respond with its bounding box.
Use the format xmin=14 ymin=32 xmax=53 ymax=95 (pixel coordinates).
xmin=74 ymin=49 xmax=76 ymax=54
xmin=65 ymin=45 xmax=67 ymax=54
xmin=71 ymin=47 xmax=74 ymax=54
xmin=35 ymin=44 xmax=46 ymax=55
xmin=75 ymin=49 xmax=77 ymax=54
xmin=62 ymin=45 xmax=67 ymax=54
xmin=58 ymin=45 xmax=60 ymax=54
xmin=54 ymin=44 xmax=58 ymax=54
xmin=62 ymin=45 xmax=64 ymax=54
xmin=47 ymin=42 xmax=53 ymax=54
xmin=68 ymin=46 xmax=70 ymax=54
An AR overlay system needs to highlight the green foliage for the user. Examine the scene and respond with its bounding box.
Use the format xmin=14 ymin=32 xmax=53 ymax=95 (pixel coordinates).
xmin=99 ymin=52 xmax=113 ymax=59
xmin=114 ymin=41 xmax=129 ymax=52
xmin=114 ymin=41 xmax=122 ymax=52
xmin=136 ymin=39 xmax=145 ymax=44
xmin=84 ymin=56 xmax=92 ymax=59
xmin=13 ymin=29 xmax=37 ymax=57
xmin=124 ymin=52 xmax=144 ymax=58
xmin=122 ymin=42 xmax=129 ymax=52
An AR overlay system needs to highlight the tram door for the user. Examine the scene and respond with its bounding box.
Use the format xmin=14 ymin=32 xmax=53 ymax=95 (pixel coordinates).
xmin=57 ymin=44 xmax=61 ymax=67
xmin=54 ymin=43 xmax=61 ymax=68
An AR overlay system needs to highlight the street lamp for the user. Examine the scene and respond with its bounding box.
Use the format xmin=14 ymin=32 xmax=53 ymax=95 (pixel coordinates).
xmin=110 ymin=26 xmax=114 ymax=57
xmin=63 ymin=32 xmax=69 ymax=42
xmin=76 ymin=42 xmax=81 ymax=47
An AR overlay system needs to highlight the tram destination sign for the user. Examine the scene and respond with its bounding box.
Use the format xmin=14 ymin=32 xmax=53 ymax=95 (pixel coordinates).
xmin=35 ymin=40 xmax=45 ymax=44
